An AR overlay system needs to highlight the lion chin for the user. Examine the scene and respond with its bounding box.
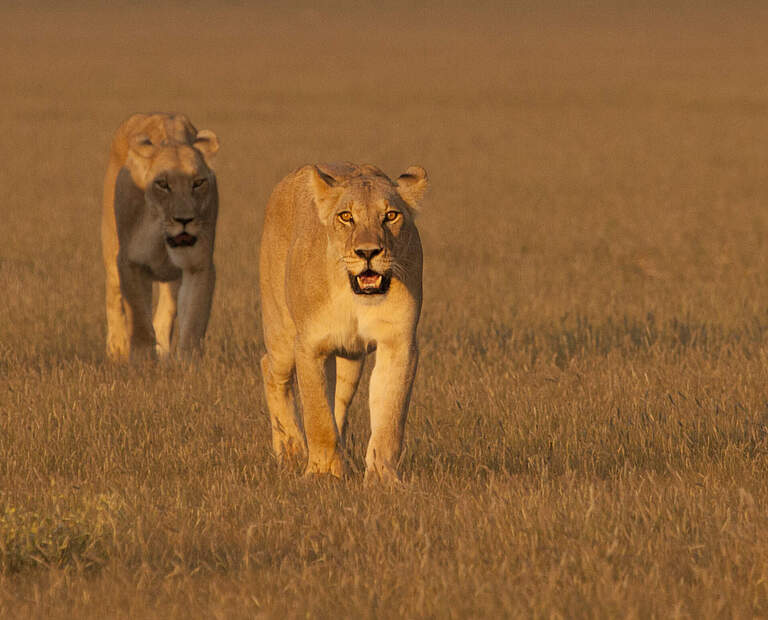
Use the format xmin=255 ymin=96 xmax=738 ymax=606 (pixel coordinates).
xmin=349 ymin=269 xmax=391 ymax=295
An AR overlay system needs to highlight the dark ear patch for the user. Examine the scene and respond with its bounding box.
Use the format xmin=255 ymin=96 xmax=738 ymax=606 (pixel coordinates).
xmin=130 ymin=134 xmax=156 ymax=159
xmin=316 ymin=169 xmax=337 ymax=187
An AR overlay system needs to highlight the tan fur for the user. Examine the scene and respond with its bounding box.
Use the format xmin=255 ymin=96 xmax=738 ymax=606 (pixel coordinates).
xmin=259 ymin=162 xmax=428 ymax=482
xmin=101 ymin=113 xmax=220 ymax=360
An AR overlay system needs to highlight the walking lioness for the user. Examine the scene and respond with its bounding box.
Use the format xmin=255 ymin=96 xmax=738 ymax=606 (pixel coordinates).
xmin=259 ymin=162 xmax=428 ymax=482
xmin=101 ymin=113 xmax=219 ymax=360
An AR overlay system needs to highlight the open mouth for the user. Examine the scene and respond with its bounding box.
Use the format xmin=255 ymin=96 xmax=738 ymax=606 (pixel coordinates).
xmin=166 ymin=233 xmax=197 ymax=248
xmin=349 ymin=269 xmax=391 ymax=295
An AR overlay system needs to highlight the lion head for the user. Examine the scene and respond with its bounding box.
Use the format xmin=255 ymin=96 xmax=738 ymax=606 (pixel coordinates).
xmin=310 ymin=163 xmax=428 ymax=297
xmin=124 ymin=116 xmax=219 ymax=253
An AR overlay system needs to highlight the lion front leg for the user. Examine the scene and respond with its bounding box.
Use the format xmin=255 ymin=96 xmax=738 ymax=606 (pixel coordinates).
xmin=153 ymin=280 xmax=180 ymax=357
xmin=365 ymin=339 xmax=418 ymax=484
xmin=295 ymin=344 xmax=345 ymax=478
xmin=117 ymin=259 xmax=156 ymax=360
xmin=176 ymin=265 xmax=215 ymax=356
xmin=105 ymin=259 xmax=130 ymax=361
xmin=333 ymin=355 xmax=364 ymax=444
xmin=261 ymin=352 xmax=306 ymax=464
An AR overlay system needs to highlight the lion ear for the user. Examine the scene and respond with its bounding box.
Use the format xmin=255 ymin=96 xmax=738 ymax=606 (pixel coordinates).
xmin=194 ymin=129 xmax=220 ymax=166
xmin=310 ymin=165 xmax=343 ymax=220
xmin=396 ymin=166 xmax=428 ymax=207
xmin=129 ymin=134 xmax=156 ymax=159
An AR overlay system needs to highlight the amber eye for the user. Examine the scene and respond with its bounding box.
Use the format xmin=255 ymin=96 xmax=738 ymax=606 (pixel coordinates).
xmin=384 ymin=210 xmax=400 ymax=222
xmin=192 ymin=178 xmax=207 ymax=190
xmin=154 ymin=178 xmax=170 ymax=191
xmin=338 ymin=211 xmax=354 ymax=223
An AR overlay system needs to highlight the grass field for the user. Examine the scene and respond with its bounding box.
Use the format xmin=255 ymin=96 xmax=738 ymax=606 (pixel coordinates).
xmin=3 ymin=1 xmax=768 ymax=617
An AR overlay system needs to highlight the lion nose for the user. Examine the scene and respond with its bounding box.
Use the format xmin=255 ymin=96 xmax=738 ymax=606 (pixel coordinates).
xmin=173 ymin=216 xmax=194 ymax=226
xmin=355 ymin=246 xmax=382 ymax=261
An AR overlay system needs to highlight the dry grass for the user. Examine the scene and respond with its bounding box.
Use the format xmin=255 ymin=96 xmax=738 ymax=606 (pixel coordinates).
xmin=2 ymin=1 xmax=768 ymax=617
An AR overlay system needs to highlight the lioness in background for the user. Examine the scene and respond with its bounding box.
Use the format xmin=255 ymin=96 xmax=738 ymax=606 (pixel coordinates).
xmin=259 ymin=162 xmax=428 ymax=482
xmin=101 ymin=113 xmax=219 ymax=360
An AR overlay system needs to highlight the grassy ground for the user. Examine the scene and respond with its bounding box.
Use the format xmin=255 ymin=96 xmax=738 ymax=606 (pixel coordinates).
xmin=2 ymin=1 xmax=768 ymax=617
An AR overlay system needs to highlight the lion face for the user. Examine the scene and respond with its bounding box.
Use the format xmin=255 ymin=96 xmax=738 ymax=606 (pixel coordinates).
xmin=143 ymin=147 xmax=217 ymax=251
xmin=311 ymin=165 xmax=428 ymax=297
xmin=125 ymin=129 xmax=219 ymax=254
xmin=332 ymin=195 xmax=409 ymax=295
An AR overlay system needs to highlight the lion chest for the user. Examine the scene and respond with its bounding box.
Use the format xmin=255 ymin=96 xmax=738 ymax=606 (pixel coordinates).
xmin=121 ymin=230 xmax=181 ymax=282
xmin=301 ymin=292 xmax=415 ymax=357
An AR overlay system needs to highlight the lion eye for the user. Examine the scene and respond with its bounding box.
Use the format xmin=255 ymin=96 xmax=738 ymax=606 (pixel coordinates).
xmin=338 ymin=211 xmax=354 ymax=223
xmin=192 ymin=178 xmax=207 ymax=190
xmin=154 ymin=178 xmax=170 ymax=191
xmin=384 ymin=210 xmax=400 ymax=222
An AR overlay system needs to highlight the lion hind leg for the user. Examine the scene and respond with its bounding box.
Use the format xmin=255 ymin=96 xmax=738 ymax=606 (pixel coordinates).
xmin=261 ymin=352 xmax=305 ymax=465
xmin=153 ymin=280 xmax=180 ymax=357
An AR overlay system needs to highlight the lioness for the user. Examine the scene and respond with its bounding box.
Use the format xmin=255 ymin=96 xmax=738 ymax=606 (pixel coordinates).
xmin=101 ymin=113 xmax=219 ymax=360
xmin=259 ymin=162 xmax=427 ymax=482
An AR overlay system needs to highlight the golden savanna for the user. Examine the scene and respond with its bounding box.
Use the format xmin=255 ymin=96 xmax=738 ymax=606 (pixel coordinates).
xmin=2 ymin=2 xmax=768 ymax=618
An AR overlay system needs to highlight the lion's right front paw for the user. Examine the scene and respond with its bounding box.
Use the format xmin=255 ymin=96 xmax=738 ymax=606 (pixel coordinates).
xmin=304 ymin=449 xmax=347 ymax=479
xmin=275 ymin=436 xmax=307 ymax=470
xmin=106 ymin=337 xmax=130 ymax=362
xmin=130 ymin=344 xmax=158 ymax=363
